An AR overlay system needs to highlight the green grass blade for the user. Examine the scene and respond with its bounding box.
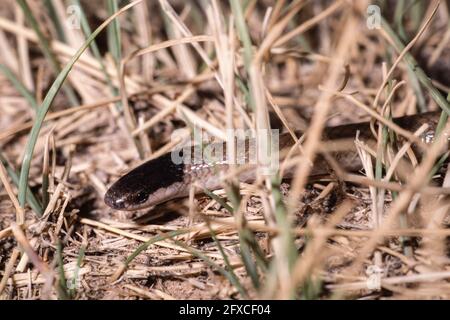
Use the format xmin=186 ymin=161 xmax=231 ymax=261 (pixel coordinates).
xmin=435 ymin=92 xmax=450 ymax=137
xmin=229 ymin=0 xmax=255 ymax=111
xmin=106 ymin=0 xmax=146 ymax=159
xmin=205 ymin=180 xmax=266 ymax=289
xmin=106 ymin=0 xmax=122 ymax=65
xmin=173 ymin=239 xmax=249 ymax=298
xmin=300 ymin=277 xmax=323 ymax=300
xmin=240 ymin=228 xmax=268 ymax=273
xmin=112 ymin=229 xmax=189 ymax=282
xmin=394 ymin=0 xmax=408 ymax=42
xmin=203 ymin=188 xmax=234 ymax=213
xmin=71 ymin=0 xmax=116 ymax=95
xmin=229 ymin=0 xmax=252 ymax=71
xmin=17 ymin=0 xmax=79 ymax=107
xmin=226 ymin=183 xmax=264 ymax=290
xmin=206 ymin=222 xmax=248 ymax=295
xmin=381 ymin=17 xmax=450 ymax=116
xmin=44 ymin=0 xmax=66 ymax=42
xmin=271 ymin=175 xmax=297 ymax=271
xmin=238 ymin=230 xmax=260 ymax=289
xmin=68 ymin=244 xmax=85 ymax=298
xmin=124 ymin=229 xmax=189 ymax=266
xmin=410 ymin=0 xmax=425 ymax=32
xmin=56 ymin=240 xmax=70 ymax=300
xmin=205 ymin=187 xmax=268 ymax=289
xmin=18 ymin=0 xmax=143 ymax=208
xmin=429 ymin=151 xmax=450 ymax=180
xmin=0 ymin=64 xmax=38 ymax=111
xmin=0 ymin=152 xmax=43 ymax=216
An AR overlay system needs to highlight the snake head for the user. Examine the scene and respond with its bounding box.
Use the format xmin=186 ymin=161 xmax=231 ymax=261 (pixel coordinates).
xmin=104 ymin=152 xmax=185 ymax=211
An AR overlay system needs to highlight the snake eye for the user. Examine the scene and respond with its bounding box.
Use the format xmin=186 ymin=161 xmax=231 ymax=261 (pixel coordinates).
xmin=129 ymin=191 xmax=149 ymax=205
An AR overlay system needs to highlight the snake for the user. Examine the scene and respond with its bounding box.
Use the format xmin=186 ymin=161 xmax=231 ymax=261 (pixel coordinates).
xmin=104 ymin=111 xmax=442 ymax=211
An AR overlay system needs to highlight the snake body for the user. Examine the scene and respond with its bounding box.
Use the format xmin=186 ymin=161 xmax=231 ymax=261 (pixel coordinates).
xmin=104 ymin=111 xmax=441 ymax=211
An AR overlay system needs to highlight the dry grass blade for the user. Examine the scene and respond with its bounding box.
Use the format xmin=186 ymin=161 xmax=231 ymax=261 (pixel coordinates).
xmin=0 ymin=248 xmax=20 ymax=296
xmin=17 ymin=0 xmax=144 ymax=208
xmin=1 ymin=0 xmax=449 ymax=301
xmin=0 ymin=160 xmax=24 ymax=224
xmin=372 ymin=0 xmax=440 ymax=109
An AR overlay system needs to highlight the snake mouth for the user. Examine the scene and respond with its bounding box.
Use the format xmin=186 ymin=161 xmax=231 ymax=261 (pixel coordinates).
xmin=104 ymin=187 xmax=128 ymax=210
xmin=104 ymin=184 xmax=184 ymax=211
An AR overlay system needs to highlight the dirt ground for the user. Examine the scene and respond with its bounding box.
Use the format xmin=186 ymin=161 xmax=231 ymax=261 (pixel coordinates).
xmin=0 ymin=0 xmax=450 ymax=300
